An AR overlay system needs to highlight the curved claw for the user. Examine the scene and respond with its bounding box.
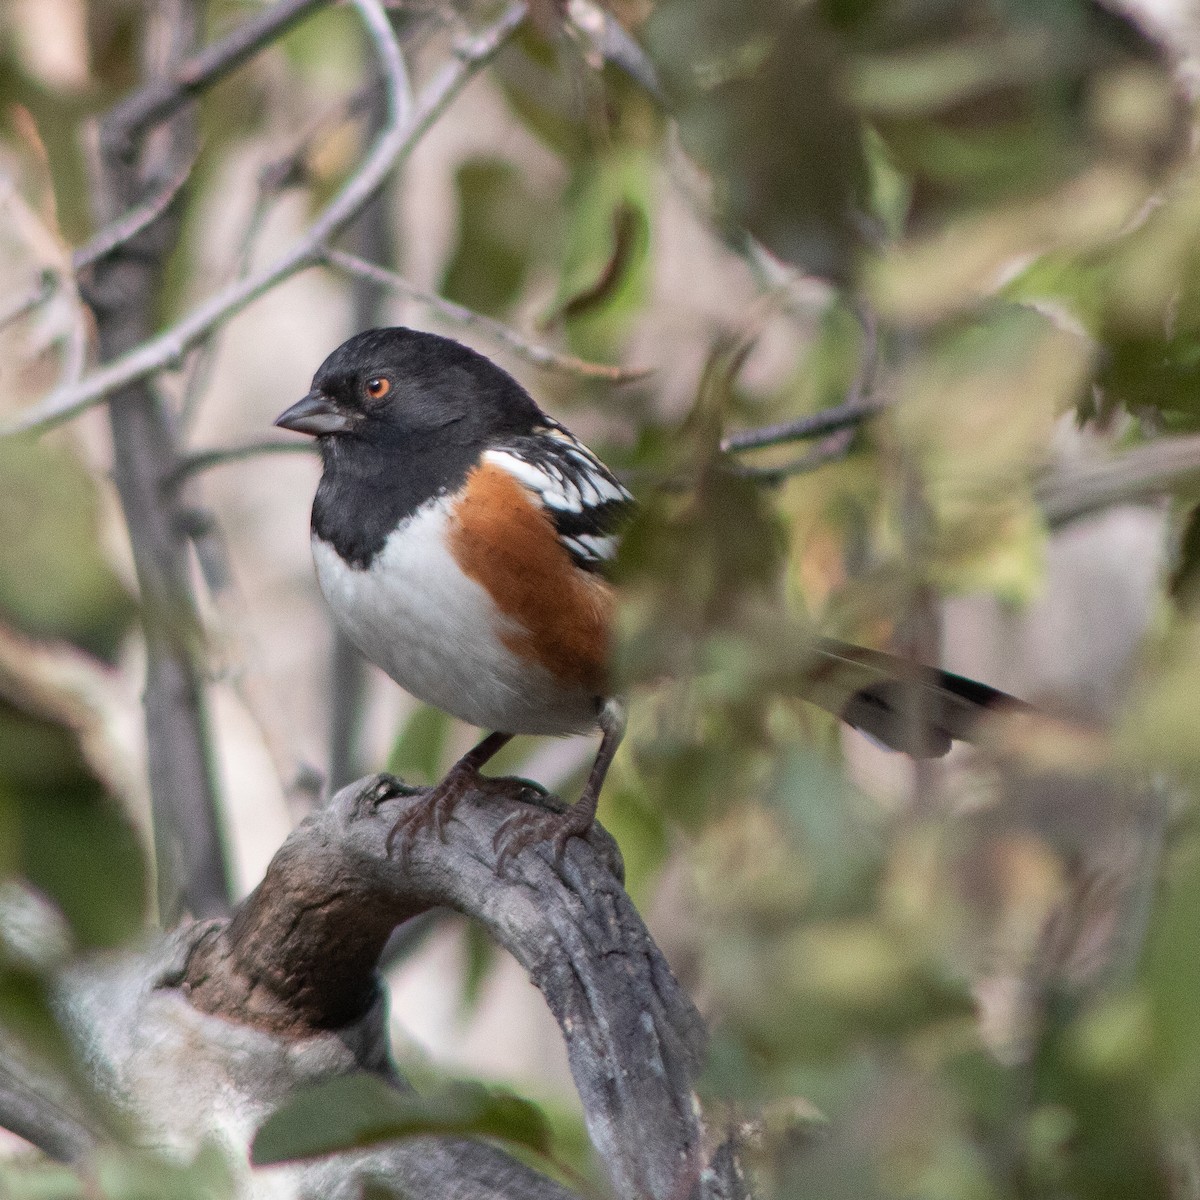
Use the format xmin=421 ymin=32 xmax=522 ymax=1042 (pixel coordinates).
xmin=492 ymin=805 xmax=595 ymax=875
xmin=385 ymin=772 xmax=541 ymax=862
xmin=387 ymin=788 xmax=456 ymax=861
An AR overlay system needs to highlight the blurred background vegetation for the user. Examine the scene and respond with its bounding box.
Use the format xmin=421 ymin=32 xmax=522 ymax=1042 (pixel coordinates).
xmin=5 ymin=0 xmax=1200 ymax=1195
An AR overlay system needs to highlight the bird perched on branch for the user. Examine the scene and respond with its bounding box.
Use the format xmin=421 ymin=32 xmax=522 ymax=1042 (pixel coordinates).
xmin=276 ymin=327 xmax=1023 ymax=869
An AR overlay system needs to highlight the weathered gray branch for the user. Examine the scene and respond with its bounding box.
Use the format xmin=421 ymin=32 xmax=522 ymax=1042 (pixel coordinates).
xmin=0 ymin=1061 xmax=99 ymax=1165
xmin=49 ymin=925 xmax=577 ymax=1200
xmin=0 ymin=775 xmax=745 ymax=1196
xmin=179 ymin=774 xmax=746 ymax=1200
xmin=102 ymin=0 xmax=331 ymax=149
xmin=81 ymin=0 xmax=231 ymax=924
xmin=1036 ymin=432 xmax=1200 ymax=528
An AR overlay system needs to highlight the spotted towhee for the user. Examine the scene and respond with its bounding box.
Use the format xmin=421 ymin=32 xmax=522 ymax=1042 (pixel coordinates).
xmin=276 ymin=327 xmax=1023 ymax=868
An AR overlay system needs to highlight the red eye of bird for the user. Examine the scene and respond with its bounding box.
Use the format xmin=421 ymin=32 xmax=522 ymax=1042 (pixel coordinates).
xmin=365 ymin=377 xmax=390 ymax=399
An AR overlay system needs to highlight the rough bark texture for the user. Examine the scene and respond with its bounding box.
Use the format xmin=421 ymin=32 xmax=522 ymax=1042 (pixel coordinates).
xmin=13 ymin=777 xmax=746 ymax=1197
xmin=169 ymin=774 xmax=745 ymax=1200
xmin=79 ymin=0 xmax=231 ymax=924
xmin=56 ymin=929 xmax=578 ymax=1200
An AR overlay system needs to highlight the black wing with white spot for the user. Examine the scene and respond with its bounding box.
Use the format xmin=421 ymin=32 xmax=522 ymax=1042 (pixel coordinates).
xmin=484 ymin=423 xmax=634 ymax=572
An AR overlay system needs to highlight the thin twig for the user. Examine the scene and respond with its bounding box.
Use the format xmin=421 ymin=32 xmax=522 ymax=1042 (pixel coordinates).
xmin=102 ymin=0 xmax=332 ymax=149
xmin=178 ymin=151 xmax=307 ymax=427
xmin=0 ymin=156 xmax=195 ymax=338
xmin=322 ymin=248 xmax=653 ymax=382
xmin=564 ymin=0 xmax=664 ymax=100
xmin=726 ymin=427 xmax=858 ymax=484
xmin=3 ymin=2 xmax=528 ymax=438
xmin=720 ymin=392 xmax=888 ymax=454
xmin=88 ymin=0 xmax=231 ymax=925
xmin=0 ymin=270 xmax=55 ymax=333
xmin=177 ymin=80 xmax=384 ymax=426
xmin=74 ymin=156 xmax=199 ymax=271
xmin=168 ymin=439 xmax=317 ymax=488
xmin=720 ymin=305 xmax=882 ymax=454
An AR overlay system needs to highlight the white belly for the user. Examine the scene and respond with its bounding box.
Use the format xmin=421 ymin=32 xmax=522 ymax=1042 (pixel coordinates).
xmin=311 ymin=499 xmax=597 ymax=736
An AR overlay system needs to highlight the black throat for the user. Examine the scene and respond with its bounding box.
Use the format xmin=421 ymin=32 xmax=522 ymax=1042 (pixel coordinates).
xmin=311 ymin=427 xmax=479 ymax=568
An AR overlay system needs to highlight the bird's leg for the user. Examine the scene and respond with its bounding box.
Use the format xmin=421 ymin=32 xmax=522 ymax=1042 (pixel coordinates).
xmin=386 ymin=730 xmax=514 ymax=858
xmin=493 ymin=699 xmax=626 ymax=873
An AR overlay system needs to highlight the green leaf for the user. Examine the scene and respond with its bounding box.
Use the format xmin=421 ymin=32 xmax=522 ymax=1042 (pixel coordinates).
xmin=1144 ymin=837 xmax=1200 ymax=1117
xmin=0 ymin=963 xmax=78 ymax=1079
xmin=0 ymin=439 xmax=133 ymax=659
xmin=767 ymin=748 xmax=883 ymax=918
xmin=95 ymin=1142 xmax=235 ymax=1200
xmin=0 ymin=1142 xmax=235 ymax=1200
xmin=0 ymin=706 xmax=147 ymax=950
xmin=251 ymin=1074 xmax=552 ymax=1166
xmin=387 ymin=707 xmax=452 ymax=786
xmin=645 ymin=0 xmax=868 ymax=281
xmin=440 ymin=159 xmax=545 ymax=318
xmin=549 ymin=149 xmax=654 ymax=359
xmin=15 ymin=783 xmax=146 ymax=950
xmin=0 ymin=1160 xmax=87 ymax=1200
xmin=851 ymin=0 xmax=1186 ymax=231
xmin=460 ymin=919 xmax=495 ymax=1016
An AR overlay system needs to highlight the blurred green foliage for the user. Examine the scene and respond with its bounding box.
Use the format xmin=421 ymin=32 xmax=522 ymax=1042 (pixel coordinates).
xmin=442 ymin=159 xmax=545 ymax=318
xmin=251 ymin=1074 xmax=553 ymax=1166
xmin=0 ymin=1141 xmax=236 ymax=1200
xmin=0 ymin=436 xmax=149 ymax=1191
xmin=0 ymin=436 xmax=143 ymax=947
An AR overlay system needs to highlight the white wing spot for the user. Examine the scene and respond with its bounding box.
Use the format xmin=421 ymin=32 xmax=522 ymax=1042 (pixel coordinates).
xmin=484 ymin=449 xmax=585 ymax=514
xmin=570 ymin=533 xmax=617 ymax=560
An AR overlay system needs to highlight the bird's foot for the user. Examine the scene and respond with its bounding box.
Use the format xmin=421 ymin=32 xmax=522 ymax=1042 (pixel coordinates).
xmin=385 ymin=768 xmax=537 ymax=861
xmin=492 ymin=801 xmax=595 ymax=875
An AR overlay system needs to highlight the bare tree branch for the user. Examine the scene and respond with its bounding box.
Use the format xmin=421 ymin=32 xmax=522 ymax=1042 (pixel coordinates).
xmin=101 ymin=0 xmax=332 ymax=151
xmin=0 ymin=270 xmax=55 ymax=333
xmin=1 ymin=155 xmax=192 ymax=339
xmin=2 ymin=1 xmax=528 ymax=438
xmin=1036 ymin=432 xmax=1200 ymax=527
xmin=181 ymin=774 xmax=745 ymax=1200
xmin=720 ymin=393 xmax=887 ymax=455
xmin=720 ymin=306 xmax=882 ymax=455
xmin=169 ymin=438 xmax=317 ymax=487
xmin=47 ymin=925 xmax=579 ymax=1199
xmin=727 ymin=427 xmax=857 ymax=483
xmin=83 ymin=0 xmax=231 ymax=925
xmin=74 ymin=156 xmax=200 ymax=272
xmin=0 ymin=1062 xmax=100 ymax=1166
xmin=323 ymin=248 xmax=655 ymax=382
xmin=3 ymin=776 xmax=746 ymax=1195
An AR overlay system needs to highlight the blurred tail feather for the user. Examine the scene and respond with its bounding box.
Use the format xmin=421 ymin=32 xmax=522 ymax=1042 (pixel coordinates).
xmin=805 ymin=639 xmax=1029 ymax=758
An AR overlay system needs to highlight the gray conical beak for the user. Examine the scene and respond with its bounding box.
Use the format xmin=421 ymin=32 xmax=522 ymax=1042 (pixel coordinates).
xmin=274 ymin=390 xmax=353 ymax=436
